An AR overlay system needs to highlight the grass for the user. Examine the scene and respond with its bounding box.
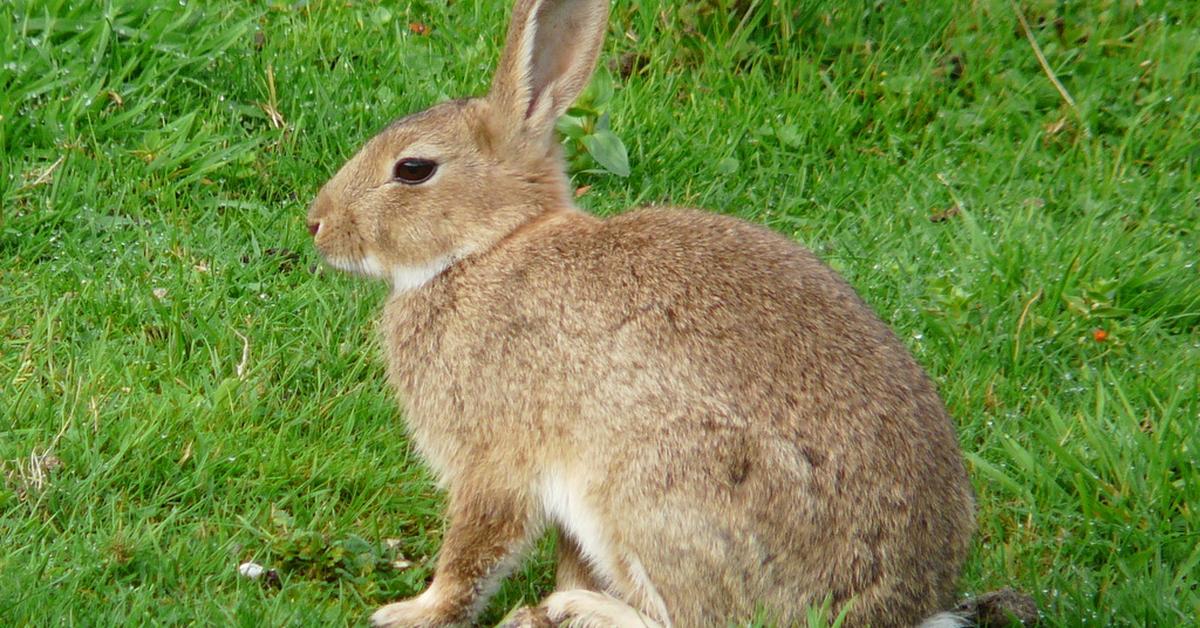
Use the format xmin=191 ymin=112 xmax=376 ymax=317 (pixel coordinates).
xmin=1 ymin=0 xmax=1197 ymax=624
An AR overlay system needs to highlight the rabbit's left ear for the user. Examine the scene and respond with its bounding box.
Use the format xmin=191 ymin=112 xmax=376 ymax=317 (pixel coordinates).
xmin=486 ymin=0 xmax=611 ymax=146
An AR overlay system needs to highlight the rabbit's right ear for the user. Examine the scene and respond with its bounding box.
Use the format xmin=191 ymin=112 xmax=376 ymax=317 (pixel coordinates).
xmin=486 ymin=0 xmax=610 ymax=149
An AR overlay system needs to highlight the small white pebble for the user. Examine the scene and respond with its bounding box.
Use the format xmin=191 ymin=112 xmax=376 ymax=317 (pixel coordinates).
xmin=152 ymin=287 xmax=168 ymax=300
xmin=238 ymin=561 xmax=266 ymax=579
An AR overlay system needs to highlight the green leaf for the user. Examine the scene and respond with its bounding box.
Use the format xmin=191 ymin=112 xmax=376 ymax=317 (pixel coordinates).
xmin=776 ymin=124 xmax=804 ymax=148
xmin=555 ymin=114 xmax=588 ymax=140
xmin=369 ymin=7 xmax=392 ymax=26
xmin=580 ymin=67 xmax=613 ymax=108
xmin=581 ymin=128 xmax=630 ymax=177
xmin=716 ymin=156 xmax=740 ymax=175
xmin=565 ymin=105 xmax=597 ymax=118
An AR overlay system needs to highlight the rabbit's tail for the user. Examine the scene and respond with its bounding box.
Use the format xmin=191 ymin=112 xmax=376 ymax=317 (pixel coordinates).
xmin=920 ymin=588 xmax=1040 ymax=627
xmin=543 ymin=589 xmax=665 ymax=628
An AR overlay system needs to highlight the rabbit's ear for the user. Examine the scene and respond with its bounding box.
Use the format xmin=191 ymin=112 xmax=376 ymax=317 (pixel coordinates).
xmin=487 ymin=0 xmax=610 ymax=146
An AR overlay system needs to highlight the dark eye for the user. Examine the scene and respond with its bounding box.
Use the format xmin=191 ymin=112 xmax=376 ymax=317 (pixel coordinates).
xmin=393 ymin=158 xmax=437 ymax=184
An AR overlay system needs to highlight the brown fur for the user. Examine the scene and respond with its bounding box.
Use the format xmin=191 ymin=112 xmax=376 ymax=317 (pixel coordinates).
xmin=307 ymin=1 xmax=976 ymax=626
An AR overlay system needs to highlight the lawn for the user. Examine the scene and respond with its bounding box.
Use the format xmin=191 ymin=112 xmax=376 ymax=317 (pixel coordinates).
xmin=2 ymin=0 xmax=1197 ymax=625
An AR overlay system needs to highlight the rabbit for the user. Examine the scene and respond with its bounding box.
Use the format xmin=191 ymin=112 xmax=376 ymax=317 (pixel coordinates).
xmin=306 ymin=0 xmax=977 ymax=626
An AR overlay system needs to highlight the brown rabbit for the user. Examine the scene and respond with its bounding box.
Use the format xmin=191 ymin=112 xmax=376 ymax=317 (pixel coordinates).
xmin=306 ymin=0 xmax=977 ymax=626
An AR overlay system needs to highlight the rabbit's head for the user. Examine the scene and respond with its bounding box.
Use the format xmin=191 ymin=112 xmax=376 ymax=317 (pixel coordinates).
xmin=307 ymin=0 xmax=610 ymax=290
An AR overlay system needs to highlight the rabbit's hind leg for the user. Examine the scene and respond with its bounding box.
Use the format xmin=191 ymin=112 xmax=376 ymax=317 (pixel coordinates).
xmin=494 ymin=538 xmax=632 ymax=628
xmin=495 ymin=590 xmax=664 ymax=628
xmin=542 ymin=590 xmax=665 ymax=628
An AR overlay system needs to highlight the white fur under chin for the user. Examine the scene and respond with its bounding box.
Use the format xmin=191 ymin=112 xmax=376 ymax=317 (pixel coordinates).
xmin=326 ymin=254 xmax=387 ymax=279
xmin=919 ymin=611 xmax=970 ymax=628
xmin=390 ymin=254 xmax=455 ymax=294
xmin=325 ymin=253 xmax=459 ymax=293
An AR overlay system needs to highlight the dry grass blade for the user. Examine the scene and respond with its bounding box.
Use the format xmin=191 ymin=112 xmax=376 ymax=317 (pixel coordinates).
xmin=1013 ymin=287 xmax=1044 ymax=363
xmin=259 ymin=63 xmax=286 ymax=129
xmin=235 ymin=329 xmax=251 ymax=379
xmin=1009 ymin=0 xmax=1088 ymax=136
xmin=20 ymin=154 xmax=67 ymax=191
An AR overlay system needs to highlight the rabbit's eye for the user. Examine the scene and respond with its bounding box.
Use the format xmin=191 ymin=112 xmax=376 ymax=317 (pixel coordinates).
xmin=393 ymin=159 xmax=437 ymax=184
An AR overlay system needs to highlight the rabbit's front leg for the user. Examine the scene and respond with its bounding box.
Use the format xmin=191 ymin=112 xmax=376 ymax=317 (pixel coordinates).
xmin=372 ymin=486 xmax=533 ymax=627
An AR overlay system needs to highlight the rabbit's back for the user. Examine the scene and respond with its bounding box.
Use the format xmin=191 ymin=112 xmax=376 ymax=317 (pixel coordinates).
xmin=383 ymin=206 xmax=975 ymax=625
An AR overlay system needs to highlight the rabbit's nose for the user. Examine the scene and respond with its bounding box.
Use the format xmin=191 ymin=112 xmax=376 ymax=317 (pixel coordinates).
xmin=307 ymin=221 xmax=321 ymax=236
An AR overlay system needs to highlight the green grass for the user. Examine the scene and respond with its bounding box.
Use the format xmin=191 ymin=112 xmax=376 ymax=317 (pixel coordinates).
xmin=2 ymin=0 xmax=1197 ymax=625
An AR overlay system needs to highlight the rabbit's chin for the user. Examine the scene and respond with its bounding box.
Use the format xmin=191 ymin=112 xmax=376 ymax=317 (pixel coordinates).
xmin=324 ymin=252 xmax=461 ymax=294
xmin=323 ymin=253 xmax=390 ymax=281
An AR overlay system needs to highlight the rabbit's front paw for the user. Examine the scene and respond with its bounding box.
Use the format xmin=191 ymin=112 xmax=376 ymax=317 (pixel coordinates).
xmin=371 ymin=592 xmax=460 ymax=628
